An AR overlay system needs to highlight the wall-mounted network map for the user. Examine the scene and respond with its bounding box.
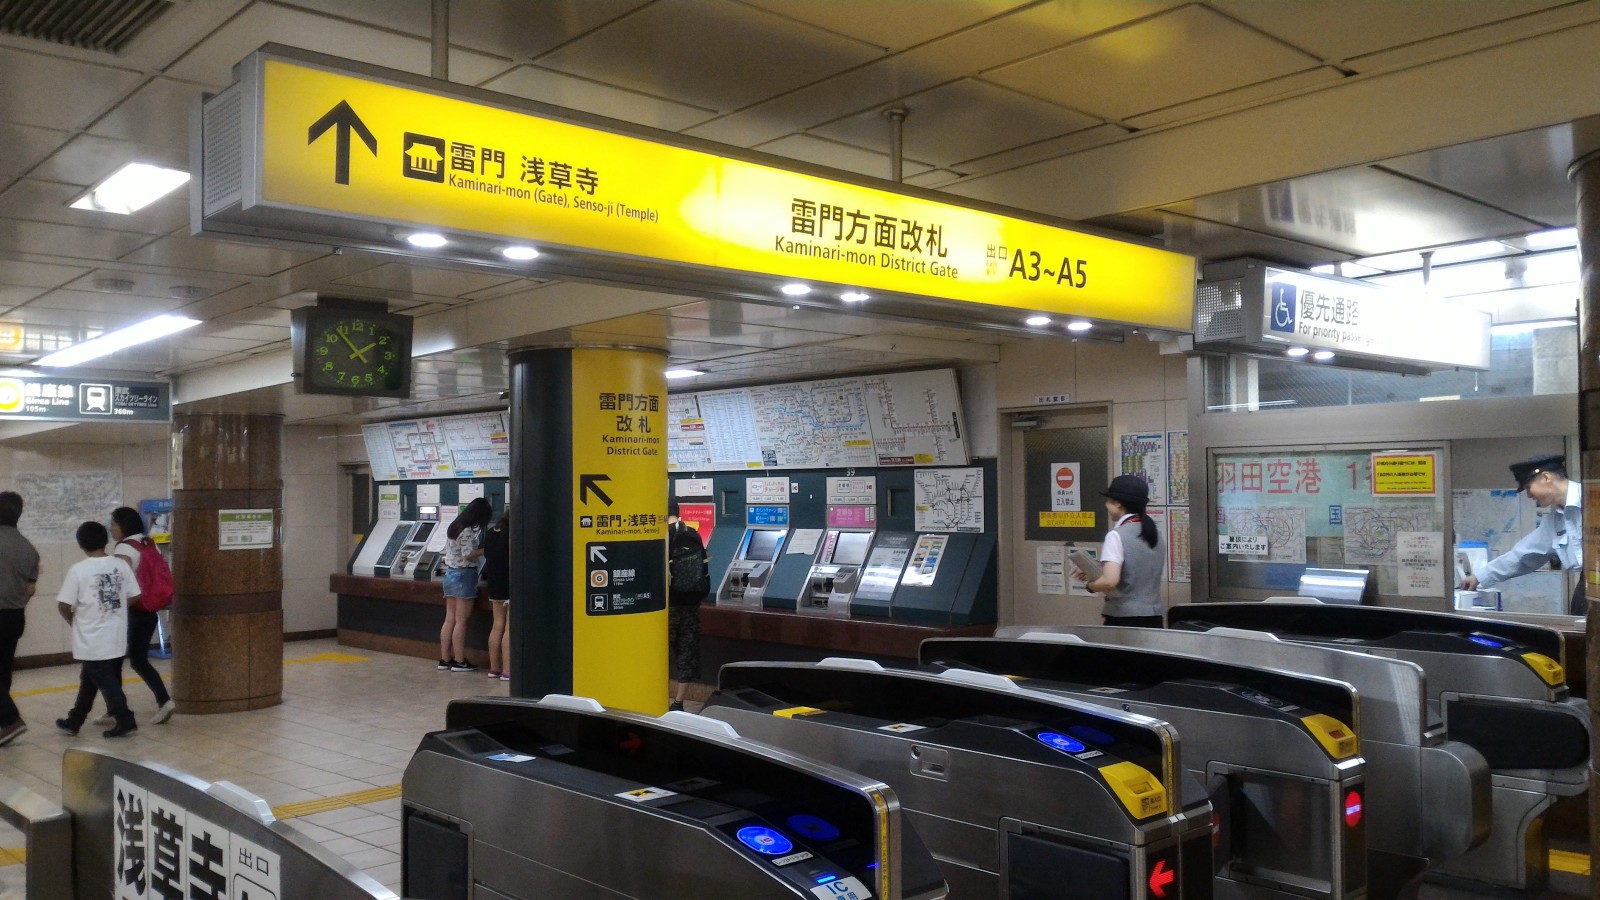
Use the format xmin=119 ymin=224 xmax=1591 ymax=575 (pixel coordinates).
xmin=668 ymin=368 xmax=967 ymax=471
xmin=363 ymin=411 xmax=510 ymax=482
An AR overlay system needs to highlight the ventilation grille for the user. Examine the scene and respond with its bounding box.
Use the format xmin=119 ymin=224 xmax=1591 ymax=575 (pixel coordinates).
xmin=201 ymin=83 xmax=243 ymax=217
xmin=0 ymin=0 xmax=172 ymax=54
xmin=1195 ymin=278 xmax=1246 ymax=343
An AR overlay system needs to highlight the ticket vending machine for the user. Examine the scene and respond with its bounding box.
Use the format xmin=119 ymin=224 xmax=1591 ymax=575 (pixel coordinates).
xmin=403 ymin=695 xmax=950 ymax=900
xmin=716 ymin=528 xmax=788 ymax=607
xmin=392 ymin=506 xmax=441 ymax=580
xmin=800 ymin=529 xmax=875 ymax=617
xmin=350 ymin=518 xmax=415 ymax=577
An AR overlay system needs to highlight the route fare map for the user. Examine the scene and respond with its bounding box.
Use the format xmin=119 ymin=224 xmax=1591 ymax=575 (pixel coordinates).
xmin=914 ymin=466 xmax=985 ymax=533
xmin=1342 ymin=504 xmax=1436 ymax=566
xmin=864 ymin=369 xmax=966 ymax=466
xmin=1220 ymin=506 xmax=1307 ymax=564
xmin=749 ymin=378 xmax=876 ymax=468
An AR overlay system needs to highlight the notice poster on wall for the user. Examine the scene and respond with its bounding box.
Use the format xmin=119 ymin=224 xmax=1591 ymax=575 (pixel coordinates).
xmin=1397 ymin=531 xmax=1446 ymax=597
xmin=1067 ymin=546 xmax=1098 ymax=597
xmin=678 ymin=503 xmax=716 ymax=543
xmin=1050 ymin=462 xmax=1081 ymax=511
xmin=1167 ymin=507 xmax=1192 ymax=583
xmin=1147 ymin=508 xmax=1169 ymax=580
xmin=1119 ymin=432 xmax=1168 ymax=506
xmin=1037 ymin=545 xmax=1066 ymax=595
xmin=1167 ymin=431 xmax=1189 ymax=506
xmin=218 ymin=509 xmax=274 ymax=550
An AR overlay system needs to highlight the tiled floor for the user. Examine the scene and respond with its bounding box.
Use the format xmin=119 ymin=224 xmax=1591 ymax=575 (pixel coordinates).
xmin=0 ymin=639 xmax=1584 ymax=900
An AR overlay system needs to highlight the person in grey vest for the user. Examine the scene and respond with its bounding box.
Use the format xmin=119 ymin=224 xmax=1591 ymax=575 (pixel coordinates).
xmin=1084 ymin=475 xmax=1164 ymax=626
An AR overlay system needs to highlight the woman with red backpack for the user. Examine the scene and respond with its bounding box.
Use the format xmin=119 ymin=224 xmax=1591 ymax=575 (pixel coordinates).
xmin=111 ymin=506 xmax=176 ymax=724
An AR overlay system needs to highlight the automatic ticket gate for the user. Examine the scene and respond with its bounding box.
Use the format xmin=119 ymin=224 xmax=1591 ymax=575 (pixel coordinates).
xmin=403 ymin=694 xmax=949 ymax=900
xmin=717 ymin=527 xmax=787 ymax=607
xmin=701 ymin=659 xmax=1214 ymax=900
xmin=921 ymin=638 xmax=1367 ymax=900
xmin=995 ymin=626 xmax=1491 ymax=900
xmin=1167 ymin=603 xmax=1587 ymax=892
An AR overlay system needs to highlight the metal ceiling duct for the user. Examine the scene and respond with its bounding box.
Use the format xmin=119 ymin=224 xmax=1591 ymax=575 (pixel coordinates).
xmin=0 ymin=0 xmax=171 ymax=54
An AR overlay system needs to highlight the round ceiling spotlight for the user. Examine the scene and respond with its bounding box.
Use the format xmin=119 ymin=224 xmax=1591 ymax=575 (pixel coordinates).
xmin=1025 ymin=315 xmax=1051 ymax=327
xmin=406 ymin=232 xmax=448 ymax=249
xmin=840 ymin=291 xmax=870 ymax=303
xmin=1285 ymin=346 xmax=1310 ymax=358
xmin=501 ymin=245 xmax=540 ymax=261
xmin=780 ymin=282 xmax=811 ymax=296
xmin=1312 ymin=350 xmax=1336 ymax=361
xmin=1066 ymin=320 xmax=1092 ymax=332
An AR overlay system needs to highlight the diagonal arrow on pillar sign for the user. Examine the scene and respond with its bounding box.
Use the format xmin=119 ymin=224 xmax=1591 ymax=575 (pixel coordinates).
xmin=307 ymin=100 xmax=378 ymax=186
xmin=579 ymin=473 xmax=613 ymax=506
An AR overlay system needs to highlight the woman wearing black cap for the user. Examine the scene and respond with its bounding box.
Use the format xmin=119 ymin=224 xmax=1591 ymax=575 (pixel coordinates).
xmin=1083 ymin=474 xmax=1164 ymax=626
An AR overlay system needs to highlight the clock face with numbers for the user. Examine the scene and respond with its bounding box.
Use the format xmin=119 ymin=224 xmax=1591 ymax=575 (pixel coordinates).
xmin=292 ymin=307 xmax=413 ymax=398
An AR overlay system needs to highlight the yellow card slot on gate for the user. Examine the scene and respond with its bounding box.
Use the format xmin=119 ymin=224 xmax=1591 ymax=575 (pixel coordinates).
xmin=1520 ymin=652 xmax=1565 ymax=687
xmin=1299 ymin=714 xmax=1359 ymax=760
xmin=774 ymin=706 xmax=826 ymax=718
xmin=1098 ymin=761 xmax=1168 ymax=819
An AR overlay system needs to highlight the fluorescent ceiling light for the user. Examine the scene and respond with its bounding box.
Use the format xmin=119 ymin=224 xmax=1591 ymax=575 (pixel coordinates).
xmin=500 ymin=245 xmax=540 ymax=261
xmin=1353 ymin=250 xmax=1423 ymax=272
xmin=1429 ymin=240 xmax=1511 ymax=265
xmin=1420 ymin=395 xmax=1461 ymax=402
xmin=780 ymin=282 xmax=810 ymax=296
xmin=1066 ymin=320 xmax=1092 ymax=332
xmin=664 ymin=368 xmax=704 ymax=380
xmin=1492 ymin=319 xmax=1574 ymax=335
xmin=1312 ymin=350 xmax=1335 ymax=361
xmin=1025 ymin=315 xmax=1051 ymax=327
xmin=34 ymin=314 xmax=200 ymax=367
xmin=1285 ymin=346 xmax=1309 ymax=358
xmin=69 ymin=163 xmax=190 ymax=215
xmin=840 ymin=291 xmax=869 ymax=302
xmin=1524 ymin=227 xmax=1577 ymax=249
xmin=406 ymin=232 xmax=447 ymax=248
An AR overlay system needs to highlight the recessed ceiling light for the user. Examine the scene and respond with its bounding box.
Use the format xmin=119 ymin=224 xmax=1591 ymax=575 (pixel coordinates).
xmin=1025 ymin=315 xmax=1051 ymax=327
xmin=34 ymin=314 xmax=201 ymax=367
xmin=500 ymin=245 xmax=540 ymax=261
xmin=780 ymin=283 xmax=811 ymax=296
xmin=840 ymin=291 xmax=869 ymax=302
xmin=1524 ymin=227 xmax=1577 ymax=250
xmin=69 ymin=163 xmax=190 ymax=215
xmin=1066 ymin=320 xmax=1092 ymax=332
xmin=406 ymin=232 xmax=447 ymax=248
xmin=1312 ymin=350 xmax=1335 ymax=361
xmin=664 ymin=368 xmax=704 ymax=380
xmin=1285 ymin=346 xmax=1309 ymax=358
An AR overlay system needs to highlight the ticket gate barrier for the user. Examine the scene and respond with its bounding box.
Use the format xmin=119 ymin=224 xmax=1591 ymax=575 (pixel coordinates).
xmin=920 ymin=637 xmax=1367 ymax=900
xmin=995 ymin=625 xmax=1490 ymax=900
xmin=1166 ymin=603 xmax=1586 ymax=892
xmin=405 ymin=694 xmax=950 ymax=900
xmin=701 ymin=658 xmax=1214 ymax=900
xmin=0 ymin=769 xmax=69 ymax=900
xmin=60 ymin=746 xmax=396 ymax=900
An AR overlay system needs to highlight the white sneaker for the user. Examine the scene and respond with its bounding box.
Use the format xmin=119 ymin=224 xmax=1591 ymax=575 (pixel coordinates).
xmin=152 ymin=700 xmax=177 ymax=725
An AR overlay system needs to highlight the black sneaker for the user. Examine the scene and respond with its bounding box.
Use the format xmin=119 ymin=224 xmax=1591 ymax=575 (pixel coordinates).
xmin=437 ymin=659 xmax=451 ymax=671
xmin=668 ymin=701 xmax=685 ymax=712
xmin=55 ymin=718 xmax=79 ymax=737
xmin=0 ymin=720 xmax=25 ymax=746
xmin=450 ymin=659 xmax=477 ymax=673
xmin=103 ymin=723 xmax=137 ymax=739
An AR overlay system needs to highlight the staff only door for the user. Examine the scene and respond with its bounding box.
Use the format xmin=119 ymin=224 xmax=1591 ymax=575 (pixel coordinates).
xmin=1009 ymin=409 xmax=1108 ymax=625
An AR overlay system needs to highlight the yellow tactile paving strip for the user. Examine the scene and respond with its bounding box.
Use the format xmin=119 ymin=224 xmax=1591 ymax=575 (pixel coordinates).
xmin=270 ymin=783 xmax=401 ymax=819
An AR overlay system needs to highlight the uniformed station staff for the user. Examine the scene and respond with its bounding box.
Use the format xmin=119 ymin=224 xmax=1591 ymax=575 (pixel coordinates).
xmin=1459 ymin=453 xmax=1584 ymax=615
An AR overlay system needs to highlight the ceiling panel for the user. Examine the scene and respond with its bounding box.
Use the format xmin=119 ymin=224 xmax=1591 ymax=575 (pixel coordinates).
xmin=119 ymin=236 xmax=325 ymax=277
xmin=1379 ymin=124 xmax=1577 ymax=227
xmin=984 ymin=5 xmax=1319 ymax=122
xmin=23 ymin=289 xmax=187 ymax=315
xmin=739 ymin=0 xmax=1031 ymax=51
xmin=536 ymin=0 xmax=884 ymax=113
xmin=163 ymin=3 xmax=515 ymax=89
xmin=0 ymin=258 xmax=92 ymax=289
xmin=276 ymin=0 xmax=651 ymax=62
xmin=28 ymin=134 xmax=187 ymax=187
xmin=330 ymin=262 xmax=520 ymax=300
xmin=1088 ymin=209 xmax=1349 ymax=269
xmin=810 ymin=79 xmax=1100 ymax=168
xmin=752 ymin=134 xmax=933 ymax=181
xmin=0 ymin=49 xmax=142 ymax=131
xmin=0 ymin=286 xmax=43 ymax=307
xmin=1122 ymin=66 xmax=1345 ymax=131
xmin=0 ymin=220 xmax=154 ymax=262
xmin=86 ymin=77 xmax=212 ymax=152
xmin=1211 ymin=0 xmax=1569 ymax=66
xmin=479 ymin=66 xmax=718 ymax=132
xmin=1163 ymin=166 xmax=1543 ymax=257
xmin=0 ymin=178 xmax=188 ymax=235
xmin=0 ymin=122 xmax=68 ymax=180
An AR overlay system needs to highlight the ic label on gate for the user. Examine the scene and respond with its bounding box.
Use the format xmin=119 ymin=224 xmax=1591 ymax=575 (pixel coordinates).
xmin=584 ymin=540 xmax=665 ymax=616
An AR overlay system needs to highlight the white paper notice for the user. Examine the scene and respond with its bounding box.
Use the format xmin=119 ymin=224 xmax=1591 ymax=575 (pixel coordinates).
xmin=676 ymin=478 xmax=713 ymax=497
xmin=788 ymin=528 xmax=824 ymax=555
xmin=1398 ymin=531 xmax=1446 ymax=597
xmin=1050 ymin=462 xmax=1081 ymax=512
xmin=458 ymin=483 xmax=486 ymax=502
xmin=416 ymin=483 xmax=442 ymax=506
xmin=378 ymin=487 xmax=401 ymax=521
xmin=1067 ymin=546 xmax=1099 ymax=597
xmin=1037 ymin=545 xmax=1066 ymax=595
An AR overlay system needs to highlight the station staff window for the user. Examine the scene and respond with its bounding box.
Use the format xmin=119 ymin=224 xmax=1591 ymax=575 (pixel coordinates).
xmin=1210 ymin=446 xmax=1448 ymax=604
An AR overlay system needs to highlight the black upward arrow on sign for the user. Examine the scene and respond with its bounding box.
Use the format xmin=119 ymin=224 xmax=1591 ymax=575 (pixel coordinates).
xmin=307 ymin=100 xmax=378 ymax=186
xmin=579 ymin=474 xmax=613 ymax=507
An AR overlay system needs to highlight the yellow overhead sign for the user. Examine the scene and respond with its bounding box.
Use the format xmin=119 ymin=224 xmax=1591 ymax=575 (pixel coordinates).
xmin=255 ymin=57 xmax=1195 ymax=330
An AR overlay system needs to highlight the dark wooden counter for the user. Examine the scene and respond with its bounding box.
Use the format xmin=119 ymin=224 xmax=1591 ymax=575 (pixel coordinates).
xmin=331 ymin=573 xmax=496 ymax=665
xmin=698 ymin=604 xmax=993 ymax=660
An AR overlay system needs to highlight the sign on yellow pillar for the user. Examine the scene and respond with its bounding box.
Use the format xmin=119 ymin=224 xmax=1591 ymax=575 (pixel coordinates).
xmin=568 ymin=349 xmax=668 ymax=713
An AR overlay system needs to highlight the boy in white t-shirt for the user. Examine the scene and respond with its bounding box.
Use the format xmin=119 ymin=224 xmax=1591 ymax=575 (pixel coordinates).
xmin=55 ymin=521 xmax=139 ymax=739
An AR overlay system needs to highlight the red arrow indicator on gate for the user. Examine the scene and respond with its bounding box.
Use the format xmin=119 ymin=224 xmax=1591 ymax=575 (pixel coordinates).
xmin=1149 ymin=859 xmax=1175 ymax=898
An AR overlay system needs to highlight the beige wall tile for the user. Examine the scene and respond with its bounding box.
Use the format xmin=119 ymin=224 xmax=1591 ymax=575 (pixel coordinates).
xmin=282 ymin=576 xmax=336 ymax=633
